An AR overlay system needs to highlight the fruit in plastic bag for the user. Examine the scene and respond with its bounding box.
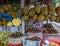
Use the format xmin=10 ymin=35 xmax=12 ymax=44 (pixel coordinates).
xmin=7 ymin=21 xmax=13 ymax=26
xmin=12 ymin=18 xmax=21 ymax=26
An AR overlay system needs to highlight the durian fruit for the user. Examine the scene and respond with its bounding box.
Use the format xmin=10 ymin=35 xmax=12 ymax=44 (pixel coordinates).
xmin=55 ymin=16 xmax=60 ymax=22
xmin=33 ymin=15 xmax=38 ymax=22
xmin=41 ymin=7 xmax=48 ymax=15
xmin=0 ymin=21 xmax=2 ymax=26
xmin=35 ymin=6 xmax=41 ymax=14
xmin=23 ymin=6 xmax=29 ymax=14
xmin=29 ymin=17 xmax=33 ymax=23
xmin=48 ymin=5 xmax=55 ymax=15
xmin=44 ymin=15 xmax=49 ymax=20
xmin=7 ymin=21 xmax=13 ymax=26
xmin=12 ymin=18 xmax=21 ymax=26
xmin=55 ymin=7 xmax=60 ymax=15
xmin=13 ymin=7 xmax=17 ymax=12
xmin=38 ymin=14 xmax=45 ymax=22
xmin=20 ymin=9 xmax=24 ymax=16
xmin=50 ymin=15 xmax=56 ymax=21
xmin=23 ymin=15 xmax=29 ymax=21
xmin=29 ymin=9 xmax=35 ymax=17
xmin=2 ymin=18 xmax=7 ymax=26
xmin=0 ymin=7 xmax=5 ymax=14
xmin=4 ymin=4 xmax=11 ymax=11
xmin=11 ymin=12 xmax=17 ymax=18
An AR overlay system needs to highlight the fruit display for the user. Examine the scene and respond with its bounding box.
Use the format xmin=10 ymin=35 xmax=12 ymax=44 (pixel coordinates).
xmin=38 ymin=15 xmax=45 ymax=22
xmin=55 ymin=7 xmax=60 ymax=15
xmin=23 ymin=6 xmax=29 ymax=14
xmin=55 ymin=16 xmax=60 ymax=22
xmin=25 ymin=36 xmax=41 ymax=41
xmin=43 ymin=24 xmax=58 ymax=34
xmin=50 ymin=15 xmax=56 ymax=21
xmin=12 ymin=18 xmax=21 ymax=26
xmin=26 ymin=26 xmax=41 ymax=33
xmin=0 ymin=32 xmax=9 ymax=46
xmin=48 ymin=5 xmax=55 ymax=15
xmin=35 ymin=6 xmax=41 ymax=14
xmin=8 ymin=32 xmax=23 ymax=38
xmin=29 ymin=9 xmax=35 ymax=17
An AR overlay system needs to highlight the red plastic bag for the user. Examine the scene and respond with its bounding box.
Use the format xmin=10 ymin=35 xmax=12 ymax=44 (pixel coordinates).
xmin=8 ymin=44 xmax=22 ymax=46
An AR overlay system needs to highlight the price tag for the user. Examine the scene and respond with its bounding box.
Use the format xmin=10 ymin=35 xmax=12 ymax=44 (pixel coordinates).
xmin=10 ymin=26 xmax=18 ymax=32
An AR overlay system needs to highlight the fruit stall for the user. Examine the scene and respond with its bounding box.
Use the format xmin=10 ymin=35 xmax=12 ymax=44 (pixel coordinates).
xmin=0 ymin=0 xmax=60 ymax=46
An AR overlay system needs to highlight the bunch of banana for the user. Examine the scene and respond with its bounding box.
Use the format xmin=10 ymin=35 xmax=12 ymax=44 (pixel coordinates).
xmin=29 ymin=9 xmax=35 ymax=17
xmin=38 ymin=14 xmax=45 ymax=22
xmin=35 ymin=6 xmax=41 ymax=14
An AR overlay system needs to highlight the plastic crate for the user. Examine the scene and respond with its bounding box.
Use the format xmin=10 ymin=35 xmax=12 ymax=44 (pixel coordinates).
xmin=0 ymin=20 xmax=25 ymax=34
xmin=23 ymin=40 xmax=41 ymax=46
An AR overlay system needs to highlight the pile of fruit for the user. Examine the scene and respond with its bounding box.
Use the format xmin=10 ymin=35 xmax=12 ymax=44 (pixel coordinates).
xmin=8 ymin=32 xmax=24 ymax=38
xmin=43 ymin=24 xmax=58 ymax=34
xmin=0 ymin=32 xmax=12 ymax=46
xmin=25 ymin=36 xmax=41 ymax=41
xmin=26 ymin=26 xmax=41 ymax=33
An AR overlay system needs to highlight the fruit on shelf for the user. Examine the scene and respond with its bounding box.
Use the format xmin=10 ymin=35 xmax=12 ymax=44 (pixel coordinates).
xmin=23 ymin=15 xmax=29 ymax=21
xmin=56 ymin=6 xmax=60 ymax=15
xmin=43 ymin=24 xmax=58 ymax=34
xmin=48 ymin=5 xmax=55 ymax=15
xmin=41 ymin=7 xmax=48 ymax=15
xmin=4 ymin=4 xmax=11 ymax=11
xmin=35 ymin=6 xmax=41 ymax=14
xmin=26 ymin=26 xmax=41 ymax=33
xmin=38 ymin=15 xmax=45 ymax=22
xmin=23 ymin=6 xmax=29 ymax=14
xmin=50 ymin=15 xmax=56 ymax=21
xmin=8 ymin=32 xmax=23 ymax=38
xmin=55 ymin=16 xmax=60 ymax=22
xmin=12 ymin=18 xmax=21 ymax=26
xmin=25 ymin=36 xmax=41 ymax=41
xmin=29 ymin=9 xmax=35 ymax=17
xmin=7 ymin=21 xmax=13 ymax=26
